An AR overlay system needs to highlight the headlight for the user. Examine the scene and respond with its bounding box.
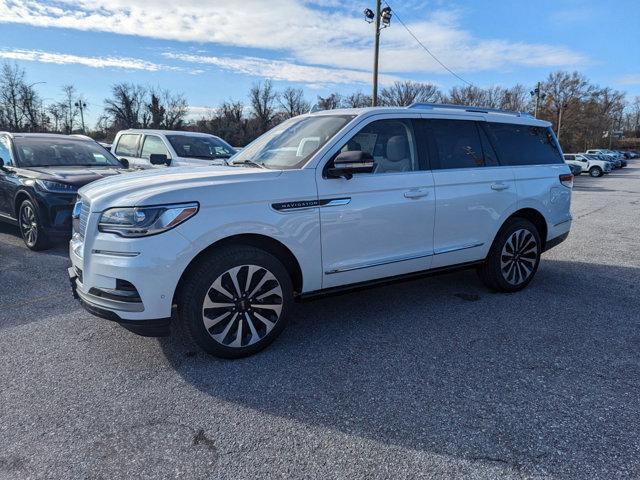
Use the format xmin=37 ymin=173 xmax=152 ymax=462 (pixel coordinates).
xmin=98 ymin=202 xmax=199 ymax=237
xmin=35 ymin=179 xmax=78 ymax=193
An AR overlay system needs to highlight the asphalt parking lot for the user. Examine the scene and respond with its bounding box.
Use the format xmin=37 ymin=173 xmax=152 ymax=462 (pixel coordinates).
xmin=1 ymin=164 xmax=639 ymax=480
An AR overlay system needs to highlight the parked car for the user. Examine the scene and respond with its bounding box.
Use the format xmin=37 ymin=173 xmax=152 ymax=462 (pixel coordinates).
xmin=564 ymin=153 xmax=611 ymax=177
xmin=0 ymin=133 xmax=128 ymax=250
xmin=112 ymin=129 xmax=237 ymax=169
xmin=69 ymin=104 xmax=573 ymax=358
xmin=585 ymin=149 xmax=622 ymax=168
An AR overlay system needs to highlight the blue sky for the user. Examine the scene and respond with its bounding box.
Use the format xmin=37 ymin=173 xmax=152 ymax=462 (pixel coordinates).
xmin=0 ymin=0 xmax=638 ymax=126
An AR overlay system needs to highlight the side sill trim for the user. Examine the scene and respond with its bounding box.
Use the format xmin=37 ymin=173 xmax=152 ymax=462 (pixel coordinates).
xmin=325 ymin=251 xmax=433 ymax=275
xmin=433 ymin=242 xmax=484 ymax=256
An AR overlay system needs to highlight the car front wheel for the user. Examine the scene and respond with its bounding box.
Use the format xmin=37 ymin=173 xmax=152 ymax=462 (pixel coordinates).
xmin=179 ymin=245 xmax=293 ymax=358
xmin=18 ymin=199 xmax=50 ymax=251
xmin=589 ymin=166 xmax=603 ymax=177
xmin=477 ymin=218 xmax=541 ymax=292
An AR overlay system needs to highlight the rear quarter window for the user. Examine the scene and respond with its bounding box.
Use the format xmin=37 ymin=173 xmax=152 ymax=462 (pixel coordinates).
xmin=486 ymin=122 xmax=563 ymax=166
xmin=114 ymin=134 xmax=141 ymax=157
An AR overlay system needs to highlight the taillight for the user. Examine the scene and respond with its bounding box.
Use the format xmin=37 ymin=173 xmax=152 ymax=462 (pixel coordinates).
xmin=559 ymin=173 xmax=573 ymax=188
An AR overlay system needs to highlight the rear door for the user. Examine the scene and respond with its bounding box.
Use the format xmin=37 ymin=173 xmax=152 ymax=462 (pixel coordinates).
xmin=113 ymin=133 xmax=142 ymax=168
xmin=426 ymin=118 xmax=518 ymax=268
xmin=485 ymin=122 xmax=569 ymax=233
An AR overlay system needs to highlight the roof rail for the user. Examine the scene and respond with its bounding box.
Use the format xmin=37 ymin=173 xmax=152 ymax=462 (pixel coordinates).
xmin=407 ymin=102 xmax=532 ymax=118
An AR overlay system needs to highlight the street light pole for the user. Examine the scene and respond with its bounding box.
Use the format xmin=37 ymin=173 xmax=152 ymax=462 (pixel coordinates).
xmin=364 ymin=2 xmax=391 ymax=107
xmin=557 ymin=103 xmax=568 ymax=142
xmin=371 ymin=0 xmax=381 ymax=107
xmin=75 ymin=100 xmax=87 ymax=133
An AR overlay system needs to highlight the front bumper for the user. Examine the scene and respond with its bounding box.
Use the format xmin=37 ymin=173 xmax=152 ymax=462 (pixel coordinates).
xmin=68 ymin=266 xmax=171 ymax=336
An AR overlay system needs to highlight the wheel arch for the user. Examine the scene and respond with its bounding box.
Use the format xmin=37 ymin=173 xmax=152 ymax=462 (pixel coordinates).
xmin=500 ymin=208 xmax=548 ymax=250
xmin=13 ymin=189 xmax=35 ymax=219
xmin=173 ymin=233 xmax=304 ymax=306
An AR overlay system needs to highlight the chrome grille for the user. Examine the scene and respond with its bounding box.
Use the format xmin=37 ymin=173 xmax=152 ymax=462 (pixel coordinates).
xmin=79 ymin=202 xmax=90 ymax=237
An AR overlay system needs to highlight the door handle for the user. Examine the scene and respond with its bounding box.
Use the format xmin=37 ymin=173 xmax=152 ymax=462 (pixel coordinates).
xmin=491 ymin=183 xmax=510 ymax=191
xmin=404 ymin=189 xmax=430 ymax=199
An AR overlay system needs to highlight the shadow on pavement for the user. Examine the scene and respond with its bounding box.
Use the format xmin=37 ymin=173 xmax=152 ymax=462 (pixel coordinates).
xmin=160 ymin=259 xmax=640 ymax=478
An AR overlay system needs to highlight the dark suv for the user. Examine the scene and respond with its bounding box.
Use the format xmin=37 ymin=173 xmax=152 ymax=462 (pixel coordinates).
xmin=0 ymin=133 xmax=126 ymax=250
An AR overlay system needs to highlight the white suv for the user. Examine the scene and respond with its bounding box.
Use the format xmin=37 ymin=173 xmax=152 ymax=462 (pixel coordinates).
xmin=111 ymin=129 xmax=236 ymax=169
xmin=563 ymin=153 xmax=611 ymax=177
xmin=69 ymin=104 xmax=573 ymax=358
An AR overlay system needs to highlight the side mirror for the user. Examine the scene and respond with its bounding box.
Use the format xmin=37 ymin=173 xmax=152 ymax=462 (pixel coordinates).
xmin=150 ymin=154 xmax=171 ymax=166
xmin=118 ymin=158 xmax=130 ymax=169
xmin=327 ymin=151 xmax=375 ymax=180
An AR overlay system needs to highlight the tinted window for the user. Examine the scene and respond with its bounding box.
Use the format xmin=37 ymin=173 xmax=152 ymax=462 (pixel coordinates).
xmin=13 ymin=138 xmax=121 ymax=167
xmin=478 ymin=125 xmax=499 ymax=167
xmin=115 ymin=134 xmax=140 ymax=157
xmin=430 ymin=119 xmax=485 ymax=169
xmin=0 ymin=136 xmax=13 ymax=165
xmin=141 ymin=135 xmax=170 ymax=159
xmin=486 ymin=123 xmax=563 ymax=165
xmin=338 ymin=119 xmax=419 ymax=174
xmin=564 ymin=154 xmax=575 ymax=160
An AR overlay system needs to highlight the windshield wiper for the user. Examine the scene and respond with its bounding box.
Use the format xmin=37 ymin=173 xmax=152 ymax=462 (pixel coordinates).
xmin=231 ymin=159 xmax=266 ymax=169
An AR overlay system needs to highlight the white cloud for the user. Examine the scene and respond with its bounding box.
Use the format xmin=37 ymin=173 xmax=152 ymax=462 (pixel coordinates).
xmin=618 ymin=74 xmax=640 ymax=86
xmin=163 ymin=52 xmax=401 ymax=86
xmin=0 ymin=0 xmax=588 ymax=77
xmin=0 ymin=48 xmax=180 ymax=71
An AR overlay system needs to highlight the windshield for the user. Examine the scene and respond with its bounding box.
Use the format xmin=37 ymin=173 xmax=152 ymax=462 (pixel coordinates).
xmin=166 ymin=135 xmax=236 ymax=160
xmin=231 ymin=115 xmax=354 ymax=169
xmin=14 ymin=137 xmax=121 ymax=168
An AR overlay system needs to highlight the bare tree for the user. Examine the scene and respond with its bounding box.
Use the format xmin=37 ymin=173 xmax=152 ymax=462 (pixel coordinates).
xmin=161 ymin=89 xmax=188 ymax=129
xmin=0 ymin=62 xmax=26 ymax=130
xmin=379 ymin=81 xmax=441 ymax=106
xmin=104 ymin=83 xmax=148 ymax=129
xmin=249 ymin=80 xmax=278 ymax=133
xmin=343 ymin=91 xmax=372 ymax=108
xmin=317 ymin=92 xmax=342 ymax=110
xmin=60 ymin=85 xmax=79 ymax=133
xmin=278 ymin=87 xmax=310 ymax=118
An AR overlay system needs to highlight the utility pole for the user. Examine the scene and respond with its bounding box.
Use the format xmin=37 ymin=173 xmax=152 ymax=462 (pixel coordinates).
xmin=557 ymin=102 xmax=568 ymax=142
xmin=363 ymin=3 xmax=392 ymax=107
xmin=75 ymin=100 xmax=87 ymax=133
xmin=530 ymin=82 xmax=545 ymax=118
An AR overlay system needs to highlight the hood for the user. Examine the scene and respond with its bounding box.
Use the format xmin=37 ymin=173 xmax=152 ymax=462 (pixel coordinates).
xmin=20 ymin=165 xmax=126 ymax=188
xmin=78 ymin=165 xmax=281 ymax=212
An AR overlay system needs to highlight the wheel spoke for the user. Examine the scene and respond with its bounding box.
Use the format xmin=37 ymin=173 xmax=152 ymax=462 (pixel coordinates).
xmin=203 ymin=310 xmax=232 ymax=330
xmin=255 ymin=285 xmax=282 ymax=301
xmin=228 ymin=266 xmax=244 ymax=298
xmin=202 ymin=295 xmax=234 ymax=309
xmin=248 ymin=270 xmax=276 ymax=298
xmin=211 ymin=313 xmax=238 ymax=344
xmin=251 ymin=303 xmax=282 ymax=316
xmin=229 ymin=318 xmax=243 ymax=348
xmin=245 ymin=265 xmax=260 ymax=293
xmin=253 ymin=311 xmax=275 ymax=332
xmin=245 ymin=313 xmax=260 ymax=345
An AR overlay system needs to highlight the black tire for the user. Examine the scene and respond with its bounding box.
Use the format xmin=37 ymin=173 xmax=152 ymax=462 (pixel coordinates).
xmin=18 ymin=199 xmax=50 ymax=251
xmin=589 ymin=166 xmax=603 ymax=177
xmin=477 ymin=218 xmax=541 ymax=293
xmin=178 ymin=245 xmax=293 ymax=359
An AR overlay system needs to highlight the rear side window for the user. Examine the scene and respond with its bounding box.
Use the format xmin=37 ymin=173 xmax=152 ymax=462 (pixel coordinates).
xmin=564 ymin=154 xmax=575 ymax=160
xmin=430 ymin=119 xmax=485 ymax=169
xmin=486 ymin=123 xmax=563 ymax=165
xmin=114 ymin=134 xmax=141 ymax=157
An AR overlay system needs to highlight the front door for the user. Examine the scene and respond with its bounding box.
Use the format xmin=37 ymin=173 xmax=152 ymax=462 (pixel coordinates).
xmin=113 ymin=133 xmax=142 ymax=168
xmin=317 ymin=118 xmax=436 ymax=288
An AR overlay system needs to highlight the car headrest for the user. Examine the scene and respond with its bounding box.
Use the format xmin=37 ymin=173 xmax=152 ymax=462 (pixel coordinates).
xmin=386 ymin=135 xmax=407 ymax=162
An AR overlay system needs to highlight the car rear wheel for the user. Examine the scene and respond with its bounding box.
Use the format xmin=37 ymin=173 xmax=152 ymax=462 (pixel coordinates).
xmin=18 ymin=199 xmax=50 ymax=251
xmin=589 ymin=166 xmax=603 ymax=177
xmin=178 ymin=245 xmax=293 ymax=358
xmin=477 ymin=218 xmax=541 ymax=293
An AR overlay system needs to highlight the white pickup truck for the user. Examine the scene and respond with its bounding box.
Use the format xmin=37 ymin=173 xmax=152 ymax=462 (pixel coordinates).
xmin=563 ymin=153 xmax=611 ymax=177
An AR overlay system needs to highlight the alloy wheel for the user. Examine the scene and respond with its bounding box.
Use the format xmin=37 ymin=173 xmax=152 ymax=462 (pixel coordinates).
xmin=20 ymin=204 xmax=38 ymax=247
xmin=500 ymin=228 xmax=538 ymax=286
xmin=201 ymin=264 xmax=283 ymax=348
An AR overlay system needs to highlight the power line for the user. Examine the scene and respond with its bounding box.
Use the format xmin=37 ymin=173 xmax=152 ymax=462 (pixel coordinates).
xmin=384 ymin=1 xmax=474 ymax=87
